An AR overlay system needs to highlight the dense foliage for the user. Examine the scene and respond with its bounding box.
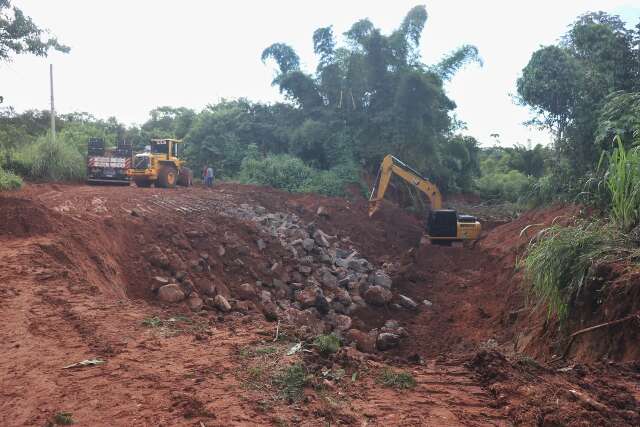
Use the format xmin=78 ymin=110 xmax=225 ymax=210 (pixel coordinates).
xmin=1 ymin=6 xmax=486 ymax=197
xmin=517 ymin=12 xmax=640 ymax=188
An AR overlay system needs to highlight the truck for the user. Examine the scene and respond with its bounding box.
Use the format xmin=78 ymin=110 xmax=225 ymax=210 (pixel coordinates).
xmin=86 ymin=138 xmax=132 ymax=185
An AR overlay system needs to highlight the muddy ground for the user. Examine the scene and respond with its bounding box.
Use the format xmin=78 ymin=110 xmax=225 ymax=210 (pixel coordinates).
xmin=0 ymin=183 xmax=638 ymax=426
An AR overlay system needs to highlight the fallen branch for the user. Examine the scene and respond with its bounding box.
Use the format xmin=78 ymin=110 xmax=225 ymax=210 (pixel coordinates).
xmin=558 ymin=313 xmax=640 ymax=360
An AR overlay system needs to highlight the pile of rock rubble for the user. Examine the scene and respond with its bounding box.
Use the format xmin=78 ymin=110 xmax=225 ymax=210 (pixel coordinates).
xmin=150 ymin=203 xmax=421 ymax=352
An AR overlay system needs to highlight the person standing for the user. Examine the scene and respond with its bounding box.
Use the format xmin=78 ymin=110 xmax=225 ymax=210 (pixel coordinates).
xmin=205 ymin=165 xmax=214 ymax=187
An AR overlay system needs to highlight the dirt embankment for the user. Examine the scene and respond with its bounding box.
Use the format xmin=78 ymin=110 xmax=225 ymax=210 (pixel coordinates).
xmin=0 ymin=183 xmax=638 ymax=427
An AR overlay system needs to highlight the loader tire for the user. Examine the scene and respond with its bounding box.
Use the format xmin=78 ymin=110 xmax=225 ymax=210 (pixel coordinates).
xmin=158 ymin=166 xmax=178 ymax=188
xmin=177 ymin=167 xmax=193 ymax=187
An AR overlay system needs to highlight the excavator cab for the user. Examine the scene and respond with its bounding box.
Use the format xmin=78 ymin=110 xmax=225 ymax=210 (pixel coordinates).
xmin=427 ymin=210 xmax=481 ymax=244
xmin=369 ymin=155 xmax=481 ymax=243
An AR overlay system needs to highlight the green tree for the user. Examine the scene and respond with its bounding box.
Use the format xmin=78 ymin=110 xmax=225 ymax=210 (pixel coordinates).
xmin=0 ymin=0 xmax=69 ymax=61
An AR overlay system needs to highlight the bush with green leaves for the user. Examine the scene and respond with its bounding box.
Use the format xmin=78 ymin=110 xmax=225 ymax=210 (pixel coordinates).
xmin=475 ymin=169 xmax=534 ymax=203
xmin=312 ymin=334 xmax=341 ymax=356
xmin=28 ymin=136 xmax=85 ymax=181
xmin=521 ymin=221 xmax=631 ymax=320
xmin=238 ymin=153 xmax=358 ymax=196
xmin=0 ymin=166 xmax=22 ymax=190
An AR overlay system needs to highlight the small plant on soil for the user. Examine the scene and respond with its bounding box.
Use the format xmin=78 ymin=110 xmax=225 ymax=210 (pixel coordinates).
xmin=273 ymin=363 xmax=308 ymax=402
xmin=141 ymin=316 xmax=163 ymax=328
xmin=378 ymin=368 xmax=416 ymax=390
xmin=312 ymin=334 xmax=341 ymax=357
xmin=52 ymin=411 xmax=74 ymax=425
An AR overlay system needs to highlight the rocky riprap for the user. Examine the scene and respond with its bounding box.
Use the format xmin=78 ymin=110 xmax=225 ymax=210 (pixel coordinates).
xmin=151 ymin=202 xmax=420 ymax=352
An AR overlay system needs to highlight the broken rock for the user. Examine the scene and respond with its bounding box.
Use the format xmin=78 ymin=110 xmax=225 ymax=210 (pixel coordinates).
xmin=345 ymin=329 xmax=376 ymax=354
xmin=157 ymin=284 xmax=185 ymax=303
xmin=302 ymin=238 xmax=315 ymax=252
xmin=214 ymin=294 xmax=231 ymax=312
xmin=363 ymin=285 xmax=392 ymax=306
xmin=372 ymin=270 xmax=393 ymax=289
xmin=376 ymin=332 xmax=401 ymax=351
xmin=151 ymin=276 xmax=170 ymax=292
xmin=295 ymin=287 xmax=317 ymax=309
xmin=237 ymin=283 xmax=256 ymax=300
xmin=399 ymin=294 xmax=418 ymax=310
xmin=187 ymin=295 xmax=204 ymax=312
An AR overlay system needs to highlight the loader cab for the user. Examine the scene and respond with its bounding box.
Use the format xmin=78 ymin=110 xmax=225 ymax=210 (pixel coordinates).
xmin=150 ymin=139 xmax=179 ymax=159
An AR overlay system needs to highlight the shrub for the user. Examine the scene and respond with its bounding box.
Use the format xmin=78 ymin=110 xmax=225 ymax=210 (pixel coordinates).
xmin=238 ymin=153 xmax=358 ymax=196
xmin=29 ymin=136 xmax=85 ymax=181
xmin=521 ymin=221 xmax=628 ymax=320
xmin=475 ymin=169 xmax=534 ymax=203
xmin=312 ymin=334 xmax=341 ymax=357
xmin=377 ymin=368 xmax=416 ymax=390
xmin=0 ymin=166 xmax=23 ymax=190
xmin=273 ymin=363 xmax=308 ymax=402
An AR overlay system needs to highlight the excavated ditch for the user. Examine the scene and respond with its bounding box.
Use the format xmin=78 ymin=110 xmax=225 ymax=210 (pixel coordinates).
xmin=1 ymin=183 xmax=639 ymax=426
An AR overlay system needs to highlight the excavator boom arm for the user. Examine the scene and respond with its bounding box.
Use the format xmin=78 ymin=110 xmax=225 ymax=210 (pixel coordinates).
xmin=369 ymin=155 xmax=442 ymax=217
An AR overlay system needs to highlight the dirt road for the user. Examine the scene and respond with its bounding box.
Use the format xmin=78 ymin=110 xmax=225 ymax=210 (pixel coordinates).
xmin=1 ymin=184 xmax=638 ymax=426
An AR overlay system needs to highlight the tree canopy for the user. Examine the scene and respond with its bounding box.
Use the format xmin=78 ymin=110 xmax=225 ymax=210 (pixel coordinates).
xmin=0 ymin=0 xmax=69 ymax=62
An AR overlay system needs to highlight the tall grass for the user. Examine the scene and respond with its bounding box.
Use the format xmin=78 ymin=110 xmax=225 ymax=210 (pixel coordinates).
xmin=0 ymin=166 xmax=23 ymax=190
xmin=521 ymin=221 xmax=629 ymax=320
xmin=599 ymin=135 xmax=640 ymax=231
xmin=28 ymin=136 xmax=85 ymax=181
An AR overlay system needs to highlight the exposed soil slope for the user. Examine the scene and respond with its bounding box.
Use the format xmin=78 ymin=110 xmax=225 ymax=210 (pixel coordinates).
xmin=0 ymin=184 xmax=638 ymax=426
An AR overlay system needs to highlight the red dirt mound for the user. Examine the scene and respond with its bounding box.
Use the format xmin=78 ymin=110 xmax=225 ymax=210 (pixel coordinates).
xmin=0 ymin=197 xmax=60 ymax=238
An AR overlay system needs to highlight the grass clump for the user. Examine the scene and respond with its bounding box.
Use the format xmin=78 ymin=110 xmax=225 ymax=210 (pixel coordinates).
xmin=521 ymin=221 xmax=630 ymax=320
xmin=599 ymin=135 xmax=640 ymax=231
xmin=312 ymin=334 xmax=341 ymax=357
xmin=53 ymin=411 xmax=74 ymax=425
xmin=28 ymin=136 xmax=85 ymax=182
xmin=0 ymin=166 xmax=22 ymax=190
xmin=377 ymin=368 xmax=416 ymax=390
xmin=141 ymin=316 xmax=163 ymax=328
xmin=273 ymin=363 xmax=308 ymax=402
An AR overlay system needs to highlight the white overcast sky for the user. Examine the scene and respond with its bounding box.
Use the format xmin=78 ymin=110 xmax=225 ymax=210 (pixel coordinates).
xmin=1 ymin=1 xmax=639 ymax=146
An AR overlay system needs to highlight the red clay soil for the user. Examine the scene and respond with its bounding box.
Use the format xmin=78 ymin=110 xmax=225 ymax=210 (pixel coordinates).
xmin=0 ymin=183 xmax=638 ymax=426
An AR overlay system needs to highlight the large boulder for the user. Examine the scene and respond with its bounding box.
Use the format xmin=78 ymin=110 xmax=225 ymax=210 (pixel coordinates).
xmin=157 ymin=284 xmax=185 ymax=303
xmin=363 ymin=285 xmax=392 ymax=306
xmin=371 ymin=270 xmax=393 ymax=289
xmin=345 ymin=329 xmax=376 ymax=353
xmin=376 ymin=332 xmax=400 ymax=351
xmin=148 ymin=246 xmax=169 ymax=269
xmin=320 ymin=270 xmax=338 ymax=289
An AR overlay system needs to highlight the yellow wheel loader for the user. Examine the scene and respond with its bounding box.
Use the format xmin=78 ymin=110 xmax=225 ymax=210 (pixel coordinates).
xmin=128 ymin=139 xmax=193 ymax=188
xmin=369 ymin=155 xmax=481 ymax=244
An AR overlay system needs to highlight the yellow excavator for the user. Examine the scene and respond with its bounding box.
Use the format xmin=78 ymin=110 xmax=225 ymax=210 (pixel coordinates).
xmin=128 ymin=139 xmax=193 ymax=188
xmin=369 ymin=155 xmax=481 ymax=244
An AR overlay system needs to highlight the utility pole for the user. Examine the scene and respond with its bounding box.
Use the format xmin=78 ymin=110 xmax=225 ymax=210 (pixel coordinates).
xmin=50 ymin=64 xmax=56 ymax=144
